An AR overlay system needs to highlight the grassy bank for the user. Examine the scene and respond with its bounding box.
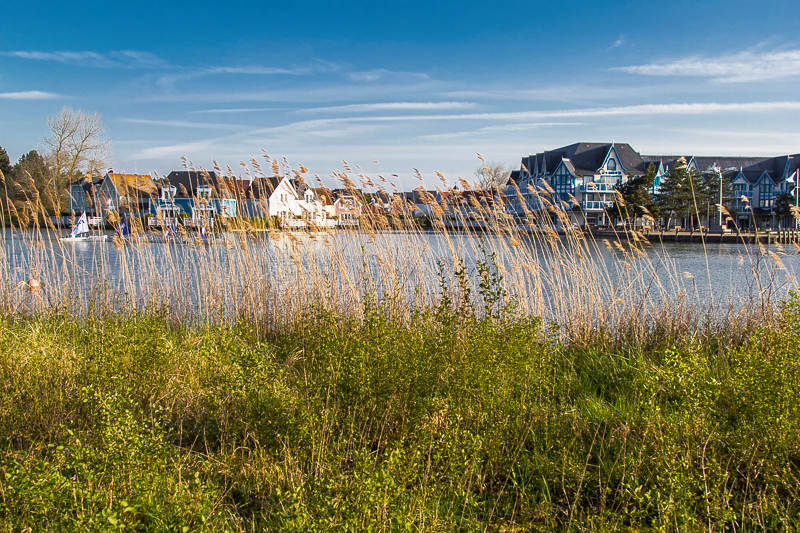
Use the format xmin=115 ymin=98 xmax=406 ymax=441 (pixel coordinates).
xmin=1 ymin=289 xmax=799 ymax=532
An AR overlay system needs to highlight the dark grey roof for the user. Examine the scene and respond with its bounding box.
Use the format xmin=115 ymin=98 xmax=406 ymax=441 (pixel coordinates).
xmin=735 ymin=170 xmax=779 ymax=184
xmin=248 ymin=177 xmax=282 ymax=199
xmin=165 ymin=170 xmax=233 ymax=198
xmin=557 ymin=143 xmax=646 ymax=175
xmin=71 ymin=176 xmax=96 ymax=194
xmin=642 ymin=155 xmax=785 ymax=175
xmin=525 ymin=143 xmax=648 ymax=177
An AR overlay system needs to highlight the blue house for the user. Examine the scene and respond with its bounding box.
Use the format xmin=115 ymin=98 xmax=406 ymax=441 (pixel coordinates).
xmin=508 ymin=142 xmax=800 ymax=230
xmin=148 ymin=170 xmax=236 ymax=228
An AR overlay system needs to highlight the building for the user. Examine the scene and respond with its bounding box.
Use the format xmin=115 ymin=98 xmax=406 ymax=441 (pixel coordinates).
xmin=148 ymin=170 xmax=237 ymax=227
xmin=97 ymin=172 xmax=158 ymax=218
xmin=506 ymin=143 xmax=649 ymax=227
xmin=507 ymin=142 xmax=800 ymax=229
xmin=240 ymin=176 xmax=334 ymax=226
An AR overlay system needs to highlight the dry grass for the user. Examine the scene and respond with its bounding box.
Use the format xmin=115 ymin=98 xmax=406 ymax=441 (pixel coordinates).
xmin=0 ymin=161 xmax=795 ymax=349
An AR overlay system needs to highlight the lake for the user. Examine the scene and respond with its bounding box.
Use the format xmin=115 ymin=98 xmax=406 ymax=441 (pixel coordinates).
xmin=1 ymin=227 xmax=796 ymax=322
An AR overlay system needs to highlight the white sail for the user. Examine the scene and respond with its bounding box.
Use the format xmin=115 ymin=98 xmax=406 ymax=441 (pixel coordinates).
xmin=70 ymin=213 xmax=89 ymax=238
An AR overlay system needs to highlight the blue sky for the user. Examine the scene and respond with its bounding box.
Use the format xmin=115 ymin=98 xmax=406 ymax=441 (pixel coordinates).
xmin=1 ymin=0 xmax=799 ymax=188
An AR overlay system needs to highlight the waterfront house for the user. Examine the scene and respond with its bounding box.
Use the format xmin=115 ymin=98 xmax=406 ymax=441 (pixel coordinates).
xmin=508 ymin=142 xmax=800 ymax=230
xmin=148 ymin=170 xmax=237 ymax=228
xmin=642 ymin=154 xmax=800 ymax=229
xmin=506 ymin=143 xmax=648 ymax=227
xmin=240 ymin=176 xmax=332 ymax=226
xmin=68 ymin=174 xmax=102 ymax=217
xmin=97 ymin=172 xmax=158 ymax=220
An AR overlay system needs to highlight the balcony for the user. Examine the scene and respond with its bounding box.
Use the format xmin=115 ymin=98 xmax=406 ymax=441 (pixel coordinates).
xmin=148 ymin=217 xmax=179 ymax=227
xmin=581 ymin=200 xmax=613 ymax=211
xmin=580 ymin=182 xmax=615 ymax=192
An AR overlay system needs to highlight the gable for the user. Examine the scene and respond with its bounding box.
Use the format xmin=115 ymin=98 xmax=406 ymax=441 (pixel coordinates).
xmin=731 ymin=173 xmax=749 ymax=185
xmin=599 ymin=145 xmax=626 ymax=174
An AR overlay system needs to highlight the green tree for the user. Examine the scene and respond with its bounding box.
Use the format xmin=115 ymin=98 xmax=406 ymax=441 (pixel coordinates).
xmin=658 ymin=157 xmax=694 ymax=225
xmin=14 ymin=150 xmax=54 ymax=215
xmin=609 ymin=163 xmax=659 ymax=225
xmin=0 ymin=146 xmax=11 ymax=179
xmin=693 ymin=170 xmax=734 ymax=229
xmin=774 ymin=191 xmax=796 ymax=229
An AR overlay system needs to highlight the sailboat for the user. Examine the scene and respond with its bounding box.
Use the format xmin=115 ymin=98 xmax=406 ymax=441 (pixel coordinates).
xmin=60 ymin=212 xmax=107 ymax=242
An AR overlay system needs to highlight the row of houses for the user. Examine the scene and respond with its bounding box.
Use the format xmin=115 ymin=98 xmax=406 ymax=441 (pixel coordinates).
xmin=68 ymin=171 xmax=362 ymax=228
xmin=506 ymin=142 xmax=800 ymax=230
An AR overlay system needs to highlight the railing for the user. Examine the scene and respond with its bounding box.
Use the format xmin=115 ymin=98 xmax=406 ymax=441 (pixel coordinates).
xmin=285 ymin=218 xmax=338 ymax=228
xmin=581 ymin=201 xmax=613 ymax=210
xmin=183 ymin=218 xmax=214 ymax=228
xmin=148 ymin=217 xmax=179 ymax=227
xmin=580 ymin=183 xmax=615 ymax=192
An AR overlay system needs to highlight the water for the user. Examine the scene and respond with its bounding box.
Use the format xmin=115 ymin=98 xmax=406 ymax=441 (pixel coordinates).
xmin=1 ymin=228 xmax=797 ymax=319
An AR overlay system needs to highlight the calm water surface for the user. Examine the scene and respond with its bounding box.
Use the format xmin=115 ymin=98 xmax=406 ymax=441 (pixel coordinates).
xmin=2 ymin=228 xmax=797 ymax=310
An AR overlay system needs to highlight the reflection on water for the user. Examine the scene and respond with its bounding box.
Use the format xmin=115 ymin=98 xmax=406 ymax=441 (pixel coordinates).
xmin=1 ymin=227 xmax=797 ymax=319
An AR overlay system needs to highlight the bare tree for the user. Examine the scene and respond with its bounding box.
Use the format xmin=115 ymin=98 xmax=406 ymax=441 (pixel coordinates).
xmin=43 ymin=107 xmax=112 ymax=214
xmin=474 ymin=161 xmax=510 ymax=190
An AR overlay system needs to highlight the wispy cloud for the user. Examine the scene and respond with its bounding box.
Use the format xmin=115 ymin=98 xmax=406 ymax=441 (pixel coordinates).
xmin=205 ymin=66 xmax=309 ymax=75
xmin=0 ymin=90 xmax=60 ymax=100
xmin=121 ymin=118 xmax=246 ymax=131
xmin=2 ymin=50 xmax=165 ymax=69
xmin=191 ymin=107 xmax=289 ymax=114
xmin=279 ymin=101 xmax=800 ymax=124
xmin=615 ymin=48 xmax=800 ymax=82
xmin=607 ymin=35 xmax=626 ymax=51
xmin=155 ymin=64 xmax=315 ymax=89
xmin=302 ymin=101 xmax=477 ymax=113
xmin=347 ymin=69 xmax=429 ymax=82
xmin=417 ymin=122 xmax=586 ymax=141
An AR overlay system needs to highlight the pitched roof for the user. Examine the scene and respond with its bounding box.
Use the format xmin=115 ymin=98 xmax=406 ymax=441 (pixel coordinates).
xmin=522 ymin=143 xmax=648 ymax=177
xmin=247 ymin=177 xmax=282 ymax=199
xmin=642 ymin=155 xmax=781 ymax=175
xmin=554 ymin=142 xmax=647 ymax=175
xmin=104 ymin=172 xmax=158 ymax=197
xmin=164 ymin=170 xmax=233 ymax=198
xmin=225 ymin=178 xmax=251 ymax=199
xmin=312 ymin=187 xmax=334 ymax=205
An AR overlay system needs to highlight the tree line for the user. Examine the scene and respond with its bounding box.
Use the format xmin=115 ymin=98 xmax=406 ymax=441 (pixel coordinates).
xmin=0 ymin=107 xmax=112 ymax=226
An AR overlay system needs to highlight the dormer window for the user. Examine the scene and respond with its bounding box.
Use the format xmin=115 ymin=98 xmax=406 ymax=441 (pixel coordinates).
xmin=197 ymin=185 xmax=212 ymax=199
xmin=162 ymin=185 xmax=176 ymax=201
xmin=607 ymin=159 xmax=617 ymax=171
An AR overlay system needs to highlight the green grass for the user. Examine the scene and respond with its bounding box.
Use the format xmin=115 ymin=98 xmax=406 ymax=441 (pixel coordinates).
xmin=0 ymin=288 xmax=799 ymax=532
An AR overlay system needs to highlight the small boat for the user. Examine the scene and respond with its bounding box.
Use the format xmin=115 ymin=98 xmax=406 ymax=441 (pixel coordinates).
xmin=60 ymin=213 xmax=108 ymax=242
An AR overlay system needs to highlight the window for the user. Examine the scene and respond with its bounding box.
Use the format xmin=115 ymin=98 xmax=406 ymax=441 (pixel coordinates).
xmin=607 ymin=158 xmax=616 ymax=171
xmin=552 ymin=170 xmax=574 ymax=204
xmin=759 ymin=182 xmax=775 ymax=209
xmin=162 ymin=186 xmax=176 ymax=201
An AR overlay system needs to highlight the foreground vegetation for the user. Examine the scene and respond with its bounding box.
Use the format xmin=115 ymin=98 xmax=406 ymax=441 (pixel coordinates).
xmin=1 ymin=286 xmax=799 ymax=532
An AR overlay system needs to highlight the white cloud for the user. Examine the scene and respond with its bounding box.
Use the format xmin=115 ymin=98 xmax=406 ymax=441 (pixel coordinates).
xmin=301 ymin=102 xmax=477 ymax=113
xmin=607 ymin=35 xmax=626 ymax=51
xmin=0 ymin=90 xmax=60 ymax=99
xmin=417 ymin=122 xmax=586 ymax=141
xmin=121 ymin=118 xmax=247 ymax=130
xmin=206 ymin=66 xmax=308 ymax=75
xmin=191 ymin=107 xmax=288 ymax=114
xmin=615 ymin=49 xmax=800 ymax=82
xmin=272 ymin=101 xmax=800 ymax=124
xmin=347 ymin=69 xmax=429 ymax=82
xmin=2 ymin=50 xmax=165 ymax=69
